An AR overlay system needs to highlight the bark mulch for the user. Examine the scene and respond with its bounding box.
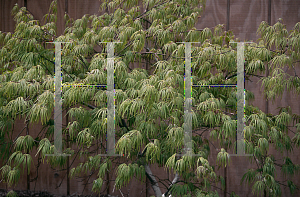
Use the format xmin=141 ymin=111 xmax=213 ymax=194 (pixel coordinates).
xmin=0 ymin=189 xmax=118 ymax=197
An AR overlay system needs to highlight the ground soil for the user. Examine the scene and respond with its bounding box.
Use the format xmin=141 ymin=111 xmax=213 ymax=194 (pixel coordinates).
xmin=0 ymin=189 xmax=118 ymax=197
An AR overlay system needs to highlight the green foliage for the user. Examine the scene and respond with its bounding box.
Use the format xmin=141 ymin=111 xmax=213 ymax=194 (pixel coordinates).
xmin=0 ymin=165 xmax=21 ymax=187
xmin=115 ymin=163 xmax=145 ymax=189
xmin=216 ymin=148 xmax=229 ymax=168
xmin=0 ymin=1 xmax=299 ymax=197
xmin=6 ymin=190 xmax=18 ymax=197
xmin=8 ymin=151 xmax=33 ymax=174
xmin=14 ymin=135 xmax=34 ymax=152
xmin=92 ymin=178 xmax=104 ymax=193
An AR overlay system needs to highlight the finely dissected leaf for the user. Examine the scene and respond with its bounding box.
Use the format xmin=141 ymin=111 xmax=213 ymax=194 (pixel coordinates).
xmin=36 ymin=138 xmax=52 ymax=160
xmin=252 ymin=180 xmax=265 ymax=196
xmin=258 ymin=138 xmax=269 ymax=153
xmin=115 ymin=163 xmax=145 ymax=189
xmin=143 ymin=140 xmax=161 ymax=163
xmin=6 ymin=190 xmax=18 ymax=197
xmin=14 ymin=135 xmax=34 ymax=152
xmin=216 ymin=148 xmax=230 ymax=168
xmin=287 ymin=180 xmax=297 ymax=195
xmin=92 ymin=178 xmax=103 ymax=194
xmin=1 ymin=2 xmax=300 ymax=197
xmin=76 ymin=128 xmax=94 ymax=148
xmin=7 ymin=167 xmax=21 ymax=187
xmin=98 ymin=160 xmax=111 ymax=178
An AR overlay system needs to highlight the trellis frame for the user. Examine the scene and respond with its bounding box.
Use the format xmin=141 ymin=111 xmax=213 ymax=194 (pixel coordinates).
xmin=46 ymin=41 xmax=122 ymax=157
xmin=180 ymin=42 xmax=252 ymax=156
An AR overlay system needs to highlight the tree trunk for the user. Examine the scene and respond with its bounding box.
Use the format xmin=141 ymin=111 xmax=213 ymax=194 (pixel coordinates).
xmin=26 ymin=119 xmax=30 ymax=192
xmin=224 ymin=166 xmax=227 ymax=197
xmin=144 ymin=164 xmax=162 ymax=197
xmin=107 ymin=171 xmax=110 ymax=195
xmin=164 ymin=172 xmax=179 ymax=196
xmin=146 ymin=176 xmax=149 ymax=197
xmin=66 ymin=109 xmax=70 ymax=196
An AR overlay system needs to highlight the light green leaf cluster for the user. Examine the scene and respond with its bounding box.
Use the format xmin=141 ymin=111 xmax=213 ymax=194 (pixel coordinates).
xmin=216 ymin=148 xmax=229 ymax=168
xmin=14 ymin=135 xmax=34 ymax=152
xmin=116 ymin=129 xmax=143 ymax=156
xmin=115 ymin=163 xmax=145 ymax=190
xmin=1 ymin=1 xmax=300 ymax=197
xmin=6 ymin=190 xmax=18 ymax=197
